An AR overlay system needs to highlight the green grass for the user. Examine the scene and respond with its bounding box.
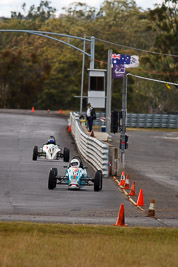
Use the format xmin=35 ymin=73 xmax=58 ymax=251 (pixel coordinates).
xmin=0 ymin=222 xmax=178 ymax=267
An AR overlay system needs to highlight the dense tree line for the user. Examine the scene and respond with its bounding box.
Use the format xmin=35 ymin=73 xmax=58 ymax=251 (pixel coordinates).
xmin=0 ymin=0 xmax=177 ymax=113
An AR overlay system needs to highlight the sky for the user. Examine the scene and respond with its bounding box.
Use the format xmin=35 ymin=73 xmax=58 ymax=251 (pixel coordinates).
xmin=0 ymin=0 xmax=164 ymax=18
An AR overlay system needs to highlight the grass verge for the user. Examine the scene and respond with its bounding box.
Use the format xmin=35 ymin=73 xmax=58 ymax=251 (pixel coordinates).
xmin=0 ymin=221 xmax=177 ymax=267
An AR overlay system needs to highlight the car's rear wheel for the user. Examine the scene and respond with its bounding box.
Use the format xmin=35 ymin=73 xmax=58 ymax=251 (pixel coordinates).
xmin=98 ymin=170 xmax=103 ymax=190
xmin=56 ymin=151 xmax=60 ymax=160
xmin=63 ymin=147 xmax=70 ymax=162
xmin=94 ymin=170 xmax=102 ymax=191
xmin=48 ymin=169 xmax=56 ymax=190
xmin=32 ymin=146 xmax=38 ymax=161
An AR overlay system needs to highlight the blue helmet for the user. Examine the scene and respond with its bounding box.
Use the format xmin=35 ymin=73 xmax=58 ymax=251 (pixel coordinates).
xmin=48 ymin=136 xmax=56 ymax=144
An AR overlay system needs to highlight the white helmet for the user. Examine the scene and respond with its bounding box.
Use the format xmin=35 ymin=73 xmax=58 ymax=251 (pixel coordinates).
xmin=70 ymin=159 xmax=80 ymax=168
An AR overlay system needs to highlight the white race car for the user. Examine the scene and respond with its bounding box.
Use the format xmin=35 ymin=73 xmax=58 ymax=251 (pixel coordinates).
xmin=32 ymin=136 xmax=70 ymax=162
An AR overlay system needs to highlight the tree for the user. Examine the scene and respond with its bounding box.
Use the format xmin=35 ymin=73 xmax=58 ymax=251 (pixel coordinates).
xmin=0 ymin=0 xmax=177 ymax=112
xmin=11 ymin=1 xmax=56 ymax=21
xmin=147 ymin=0 xmax=178 ymax=84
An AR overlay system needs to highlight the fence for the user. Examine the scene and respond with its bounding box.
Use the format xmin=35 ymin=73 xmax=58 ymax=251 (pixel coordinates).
xmin=127 ymin=113 xmax=178 ymax=128
xmin=81 ymin=112 xmax=178 ymax=129
xmin=70 ymin=112 xmax=109 ymax=177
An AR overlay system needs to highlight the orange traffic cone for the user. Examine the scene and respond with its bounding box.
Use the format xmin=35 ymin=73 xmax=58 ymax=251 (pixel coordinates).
xmin=68 ymin=125 xmax=71 ymax=132
xmin=90 ymin=130 xmax=95 ymax=137
xmin=32 ymin=107 xmax=34 ymax=113
xmin=129 ymin=181 xmax=136 ymax=196
xmin=147 ymin=199 xmax=155 ymax=217
xmin=120 ymin=171 xmax=125 ymax=186
xmin=114 ymin=203 xmax=128 ymax=226
xmin=59 ymin=109 xmax=61 ymax=114
xmin=124 ymin=174 xmax=130 ymax=189
xmin=136 ymin=189 xmax=145 ymax=206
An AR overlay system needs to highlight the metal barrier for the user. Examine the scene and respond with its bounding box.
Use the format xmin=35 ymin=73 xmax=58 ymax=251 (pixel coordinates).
xmin=70 ymin=112 xmax=109 ymax=177
xmin=127 ymin=113 xmax=178 ymax=128
xmin=79 ymin=112 xmax=178 ymax=129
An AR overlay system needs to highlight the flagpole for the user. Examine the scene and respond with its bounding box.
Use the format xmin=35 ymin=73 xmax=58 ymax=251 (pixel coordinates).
xmin=111 ymin=53 xmax=139 ymax=169
xmin=121 ymin=73 xmax=127 ymax=169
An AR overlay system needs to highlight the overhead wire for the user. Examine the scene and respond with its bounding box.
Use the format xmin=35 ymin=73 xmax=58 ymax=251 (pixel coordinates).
xmin=94 ymin=58 xmax=178 ymax=76
xmin=94 ymin=37 xmax=178 ymax=58
xmin=138 ymin=69 xmax=178 ymax=76
xmin=92 ymin=37 xmax=178 ymax=87
xmin=93 ymin=58 xmax=178 ymax=87
xmin=127 ymin=73 xmax=178 ymax=87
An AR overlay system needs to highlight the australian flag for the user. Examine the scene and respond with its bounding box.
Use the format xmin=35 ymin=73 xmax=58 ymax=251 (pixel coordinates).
xmin=112 ymin=54 xmax=131 ymax=65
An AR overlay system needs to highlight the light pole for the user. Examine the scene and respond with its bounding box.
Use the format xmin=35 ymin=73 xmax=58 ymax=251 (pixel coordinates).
xmin=90 ymin=36 xmax=95 ymax=69
xmin=106 ymin=49 xmax=112 ymax=134
xmin=80 ymin=34 xmax=86 ymax=115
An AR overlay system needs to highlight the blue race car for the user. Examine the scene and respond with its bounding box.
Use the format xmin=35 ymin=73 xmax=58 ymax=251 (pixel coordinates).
xmin=48 ymin=156 xmax=102 ymax=191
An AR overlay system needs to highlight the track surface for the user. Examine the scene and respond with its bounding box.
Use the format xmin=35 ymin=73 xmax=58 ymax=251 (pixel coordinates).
xmin=111 ymin=129 xmax=178 ymax=226
xmin=0 ymin=112 xmax=177 ymax=227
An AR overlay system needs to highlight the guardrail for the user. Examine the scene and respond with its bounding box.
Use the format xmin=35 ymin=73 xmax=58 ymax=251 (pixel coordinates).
xmin=70 ymin=112 xmax=109 ymax=177
xmin=80 ymin=112 xmax=178 ymax=129
xmin=127 ymin=113 xmax=178 ymax=128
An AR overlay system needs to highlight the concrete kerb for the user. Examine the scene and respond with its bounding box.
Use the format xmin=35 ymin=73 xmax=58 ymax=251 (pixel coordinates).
xmin=112 ymin=175 xmax=168 ymax=226
xmin=113 ymin=175 xmax=147 ymax=212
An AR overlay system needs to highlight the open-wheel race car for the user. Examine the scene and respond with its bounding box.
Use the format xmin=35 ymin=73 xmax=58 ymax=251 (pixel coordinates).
xmin=32 ymin=136 xmax=70 ymax=162
xmin=48 ymin=156 xmax=102 ymax=191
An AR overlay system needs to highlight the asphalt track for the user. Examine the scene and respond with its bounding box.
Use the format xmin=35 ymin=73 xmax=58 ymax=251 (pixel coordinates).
xmin=111 ymin=129 xmax=178 ymax=227
xmin=0 ymin=111 xmax=177 ymax=227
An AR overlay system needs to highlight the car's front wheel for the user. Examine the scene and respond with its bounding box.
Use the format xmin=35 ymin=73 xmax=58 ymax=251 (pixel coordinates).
xmin=32 ymin=146 xmax=38 ymax=161
xmin=52 ymin=168 xmax=58 ymax=177
xmin=48 ymin=169 xmax=57 ymax=190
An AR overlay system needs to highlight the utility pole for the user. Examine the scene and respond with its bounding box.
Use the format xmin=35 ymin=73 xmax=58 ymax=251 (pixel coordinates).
xmin=90 ymin=36 xmax=95 ymax=69
xmin=80 ymin=34 xmax=86 ymax=115
xmin=121 ymin=74 xmax=127 ymax=168
xmin=106 ymin=49 xmax=112 ymax=134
